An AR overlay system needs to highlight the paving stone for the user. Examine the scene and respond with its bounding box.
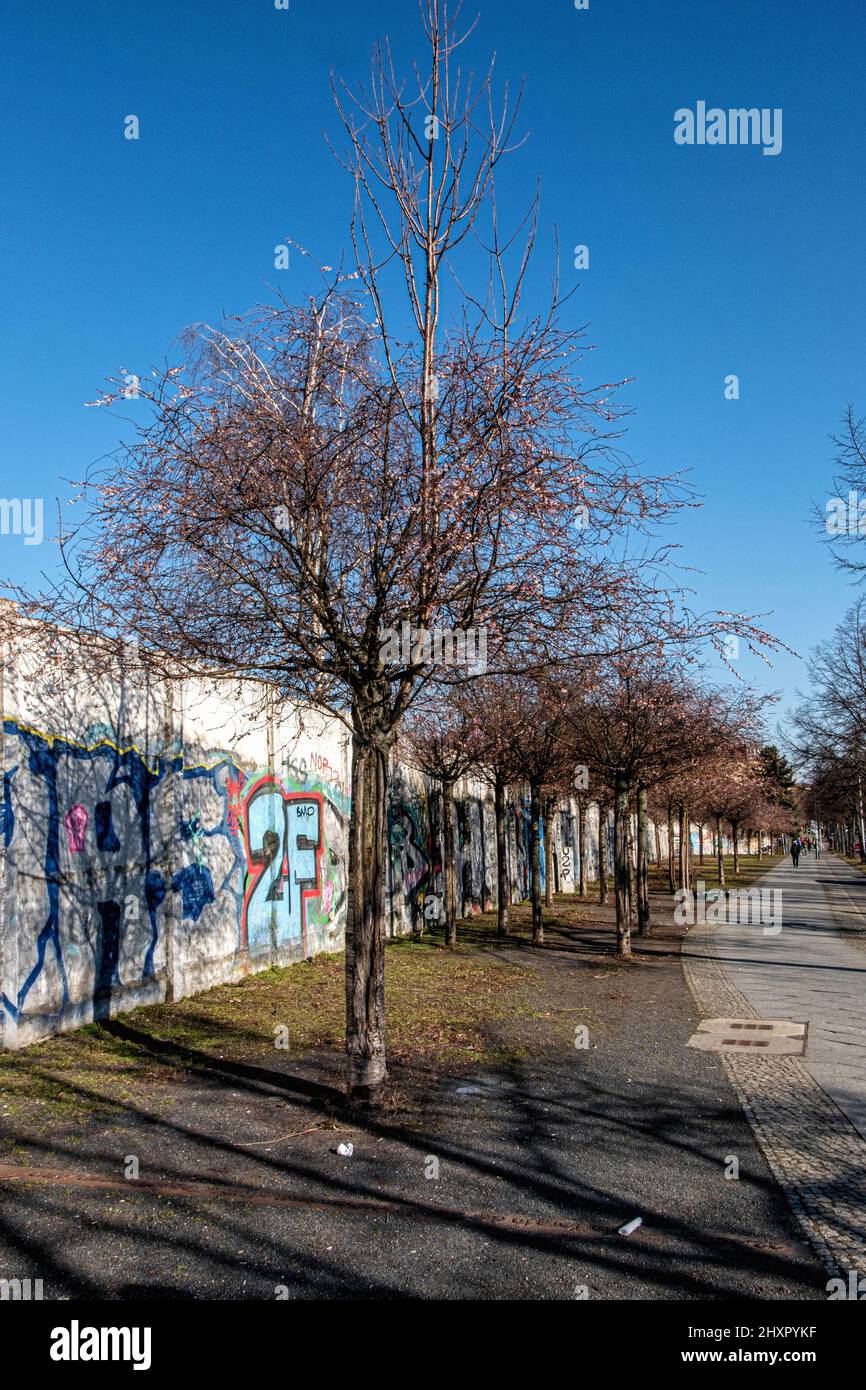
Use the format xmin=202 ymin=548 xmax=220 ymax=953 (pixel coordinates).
xmin=682 ymin=854 xmax=866 ymax=1282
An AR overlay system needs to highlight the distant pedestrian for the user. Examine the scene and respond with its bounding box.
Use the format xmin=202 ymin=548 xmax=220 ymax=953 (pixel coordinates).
xmin=791 ymin=836 xmax=801 ymax=867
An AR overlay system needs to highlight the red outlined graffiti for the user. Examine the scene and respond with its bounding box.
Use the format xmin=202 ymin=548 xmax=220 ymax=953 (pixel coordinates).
xmin=241 ymin=774 xmax=324 ymax=955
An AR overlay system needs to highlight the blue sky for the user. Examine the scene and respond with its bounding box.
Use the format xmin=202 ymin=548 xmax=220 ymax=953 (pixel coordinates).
xmin=2 ymin=0 xmax=864 ymax=736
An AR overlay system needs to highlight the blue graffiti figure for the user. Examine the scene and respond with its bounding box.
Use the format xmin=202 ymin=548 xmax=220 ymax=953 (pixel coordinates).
xmin=1 ymin=721 xmax=171 ymax=1026
xmin=95 ymin=801 xmax=121 ymax=853
xmin=143 ymin=870 xmax=166 ymax=977
xmin=171 ymin=863 xmax=215 ymax=922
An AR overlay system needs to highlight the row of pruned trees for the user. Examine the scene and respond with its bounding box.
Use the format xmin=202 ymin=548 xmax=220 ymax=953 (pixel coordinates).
xmin=404 ymin=655 xmax=796 ymax=961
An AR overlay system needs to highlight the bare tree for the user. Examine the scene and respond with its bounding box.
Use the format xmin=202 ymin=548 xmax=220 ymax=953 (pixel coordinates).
xmin=468 ymin=672 xmax=577 ymax=942
xmin=10 ymin=2 xmax=787 ymax=1099
xmin=401 ymin=696 xmax=481 ymax=946
xmin=789 ymin=599 xmax=866 ymax=854
xmin=467 ymin=677 xmax=536 ymax=936
xmin=14 ymin=4 xmax=689 ymax=1104
xmin=819 ymin=407 xmax=866 ymax=578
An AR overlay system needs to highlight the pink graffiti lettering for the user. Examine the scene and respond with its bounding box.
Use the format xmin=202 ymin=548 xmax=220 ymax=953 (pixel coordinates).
xmin=64 ymin=803 xmax=89 ymax=853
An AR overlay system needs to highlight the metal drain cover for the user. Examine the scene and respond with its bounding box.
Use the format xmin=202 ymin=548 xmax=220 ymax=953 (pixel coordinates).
xmin=687 ymin=1018 xmax=807 ymax=1055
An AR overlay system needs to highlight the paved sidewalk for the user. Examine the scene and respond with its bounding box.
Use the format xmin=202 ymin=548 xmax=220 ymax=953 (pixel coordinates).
xmin=682 ymin=853 xmax=866 ymax=1279
xmin=0 ymin=901 xmax=824 ymax=1300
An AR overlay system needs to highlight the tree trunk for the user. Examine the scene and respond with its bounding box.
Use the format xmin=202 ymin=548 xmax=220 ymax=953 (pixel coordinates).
xmin=654 ymin=818 xmax=662 ymax=867
xmin=698 ymin=822 xmax=704 ymax=864
xmin=530 ymin=780 xmax=544 ymax=944
xmin=637 ymin=782 xmax=650 ymax=936
xmin=578 ymin=795 xmax=588 ymax=899
xmin=442 ymin=776 xmax=457 ymax=947
xmin=614 ymin=773 xmax=632 ymax=958
xmin=686 ymin=803 xmax=693 ymax=888
xmin=598 ymin=801 xmax=609 ymax=905
xmin=346 ymin=731 xmax=390 ymax=1105
xmin=627 ymin=799 xmax=638 ymax=926
xmin=678 ymin=806 xmax=692 ymax=889
xmin=716 ymin=814 xmax=725 ymax=889
xmin=667 ymin=800 xmax=676 ymax=893
xmin=544 ymin=796 xmax=555 ymax=907
xmin=731 ymin=819 xmax=739 ymax=876
xmin=494 ymin=775 xmax=509 ymax=936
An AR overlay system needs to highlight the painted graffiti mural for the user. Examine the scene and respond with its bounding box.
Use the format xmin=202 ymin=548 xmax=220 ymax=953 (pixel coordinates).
xmin=559 ymin=811 xmax=576 ymax=891
xmin=0 ymin=678 xmax=666 ymax=1049
xmin=0 ymin=713 xmax=350 ymax=1046
xmin=242 ymin=776 xmax=322 ymax=956
xmin=1 ymin=720 xmax=173 ymax=1032
xmin=387 ymin=771 xmax=443 ymax=932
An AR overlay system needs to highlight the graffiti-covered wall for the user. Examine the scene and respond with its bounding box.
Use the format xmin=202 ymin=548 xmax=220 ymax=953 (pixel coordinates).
xmin=0 ymin=628 xmax=672 ymax=1050
xmin=0 ymin=633 xmax=353 ymax=1049
xmin=386 ymin=763 xmax=500 ymax=935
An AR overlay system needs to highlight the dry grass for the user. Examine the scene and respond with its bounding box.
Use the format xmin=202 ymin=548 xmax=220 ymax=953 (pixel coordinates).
xmin=0 ymin=932 xmax=535 ymax=1130
xmin=648 ymin=853 xmax=784 ymax=894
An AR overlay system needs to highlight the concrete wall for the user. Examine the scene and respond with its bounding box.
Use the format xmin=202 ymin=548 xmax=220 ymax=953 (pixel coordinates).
xmin=0 ymin=627 xmax=670 ymax=1050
